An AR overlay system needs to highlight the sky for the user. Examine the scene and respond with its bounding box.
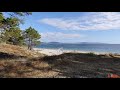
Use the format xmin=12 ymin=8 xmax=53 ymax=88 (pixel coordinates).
xmin=15 ymin=12 xmax=120 ymax=44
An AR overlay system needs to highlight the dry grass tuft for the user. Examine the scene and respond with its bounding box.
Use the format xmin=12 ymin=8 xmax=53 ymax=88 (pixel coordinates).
xmin=0 ymin=43 xmax=45 ymax=58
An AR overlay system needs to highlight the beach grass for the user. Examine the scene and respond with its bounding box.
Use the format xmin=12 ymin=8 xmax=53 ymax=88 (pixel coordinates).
xmin=0 ymin=44 xmax=120 ymax=78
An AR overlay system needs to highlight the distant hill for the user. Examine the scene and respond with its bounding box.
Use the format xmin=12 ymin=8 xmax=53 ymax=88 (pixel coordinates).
xmin=49 ymin=42 xmax=60 ymax=44
xmin=41 ymin=42 xmax=108 ymax=44
xmin=41 ymin=42 xmax=61 ymax=44
xmin=77 ymin=42 xmax=107 ymax=44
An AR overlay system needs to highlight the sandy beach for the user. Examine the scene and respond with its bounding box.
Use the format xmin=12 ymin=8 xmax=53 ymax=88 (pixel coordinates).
xmin=33 ymin=48 xmax=108 ymax=56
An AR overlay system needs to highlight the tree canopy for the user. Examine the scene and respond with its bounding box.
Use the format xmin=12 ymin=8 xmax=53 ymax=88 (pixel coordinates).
xmin=1 ymin=27 xmax=23 ymax=45
xmin=0 ymin=12 xmax=32 ymax=29
xmin=0 ymin=12 xmax=38 ymax=46
xmin=0 ymin=12 xmax=41 ymax=50
xmin=23 ymin=27 xmax=41 ymax=50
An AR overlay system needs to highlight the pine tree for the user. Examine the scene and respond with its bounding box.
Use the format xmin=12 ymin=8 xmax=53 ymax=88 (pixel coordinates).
xmin=23 ymin=27 xmax=41 ymax=50
xmin=0 ymin=12 xmax=32 ymax=44
xmin=1 ymin=26 xmax=24 ymax=45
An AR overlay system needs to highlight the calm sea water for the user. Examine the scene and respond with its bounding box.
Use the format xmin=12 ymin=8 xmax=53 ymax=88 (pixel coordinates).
xmin=37 ymin=43 xmax=120 ymax=54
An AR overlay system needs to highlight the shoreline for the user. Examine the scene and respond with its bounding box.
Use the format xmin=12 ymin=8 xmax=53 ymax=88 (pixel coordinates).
xmin=33 ymin=48 xmax=114 ymax=56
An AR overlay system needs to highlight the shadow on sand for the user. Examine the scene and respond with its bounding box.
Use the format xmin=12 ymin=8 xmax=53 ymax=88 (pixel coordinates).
xmin=0 ymin=52 xmax=120 ymax=78
xmin=0 ymin=52 xmax=27 ymax=60
xmin=41 ymin=53 xmax=120 ymax=78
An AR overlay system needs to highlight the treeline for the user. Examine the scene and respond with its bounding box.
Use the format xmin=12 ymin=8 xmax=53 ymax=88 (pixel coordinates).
xmin=0 ymin=12 xmax=41 ymax=50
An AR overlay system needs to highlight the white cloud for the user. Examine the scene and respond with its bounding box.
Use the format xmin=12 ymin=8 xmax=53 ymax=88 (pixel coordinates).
xmin=40 ymin=12 xmax=120 ymax=31
xmin=41 ymin=32 xmax=85 ymax=42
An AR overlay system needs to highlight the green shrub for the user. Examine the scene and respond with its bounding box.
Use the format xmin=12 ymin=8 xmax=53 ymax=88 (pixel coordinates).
xmin=87 ymin=52 xmax=96 ymax=56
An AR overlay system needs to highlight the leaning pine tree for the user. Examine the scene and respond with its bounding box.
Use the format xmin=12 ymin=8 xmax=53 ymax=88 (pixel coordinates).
xmin=23 ymin=27 xmax=41 ymax=50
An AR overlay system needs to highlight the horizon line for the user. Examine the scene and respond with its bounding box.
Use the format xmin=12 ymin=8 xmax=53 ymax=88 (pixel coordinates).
xmin=41 ymin=41 xmax=120 ymax=44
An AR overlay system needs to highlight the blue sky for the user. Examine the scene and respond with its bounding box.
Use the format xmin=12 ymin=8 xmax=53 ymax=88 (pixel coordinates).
xmin=12 ymin=12 xmax=120 ymax=44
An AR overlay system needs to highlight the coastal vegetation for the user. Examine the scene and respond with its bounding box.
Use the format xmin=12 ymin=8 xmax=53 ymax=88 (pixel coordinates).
xmin=23 ymin=27 xmax=41 ymax=50
xmin=0 ymin=12 xmax=120 ymax=78
xmin=0 ymin=44 xmax=120 ymax=78
xmin=0 ymin=12 xmax=41 ymax=49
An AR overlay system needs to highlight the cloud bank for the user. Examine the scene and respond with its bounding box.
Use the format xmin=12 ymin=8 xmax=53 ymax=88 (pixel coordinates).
xmin=40 ymin=12 xmax=120 ymax=31
xmin=41 ymin=32 xmax=85 ymax=42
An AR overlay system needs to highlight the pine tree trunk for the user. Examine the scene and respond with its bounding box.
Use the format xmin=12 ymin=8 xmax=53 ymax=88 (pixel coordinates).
xmin=28 ymin=38 xmax=31 ymax=50
xmin=30 ymin=39 xmax=32 ymax=50
xmin=28 ymin=38 xmax=32 ymax=50
xmin=29 ymin=46 xmax=32 ymax=50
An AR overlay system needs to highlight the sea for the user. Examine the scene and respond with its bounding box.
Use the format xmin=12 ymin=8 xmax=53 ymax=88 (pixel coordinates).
xmin=37 ymin=43 xmax=120 ymax=54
